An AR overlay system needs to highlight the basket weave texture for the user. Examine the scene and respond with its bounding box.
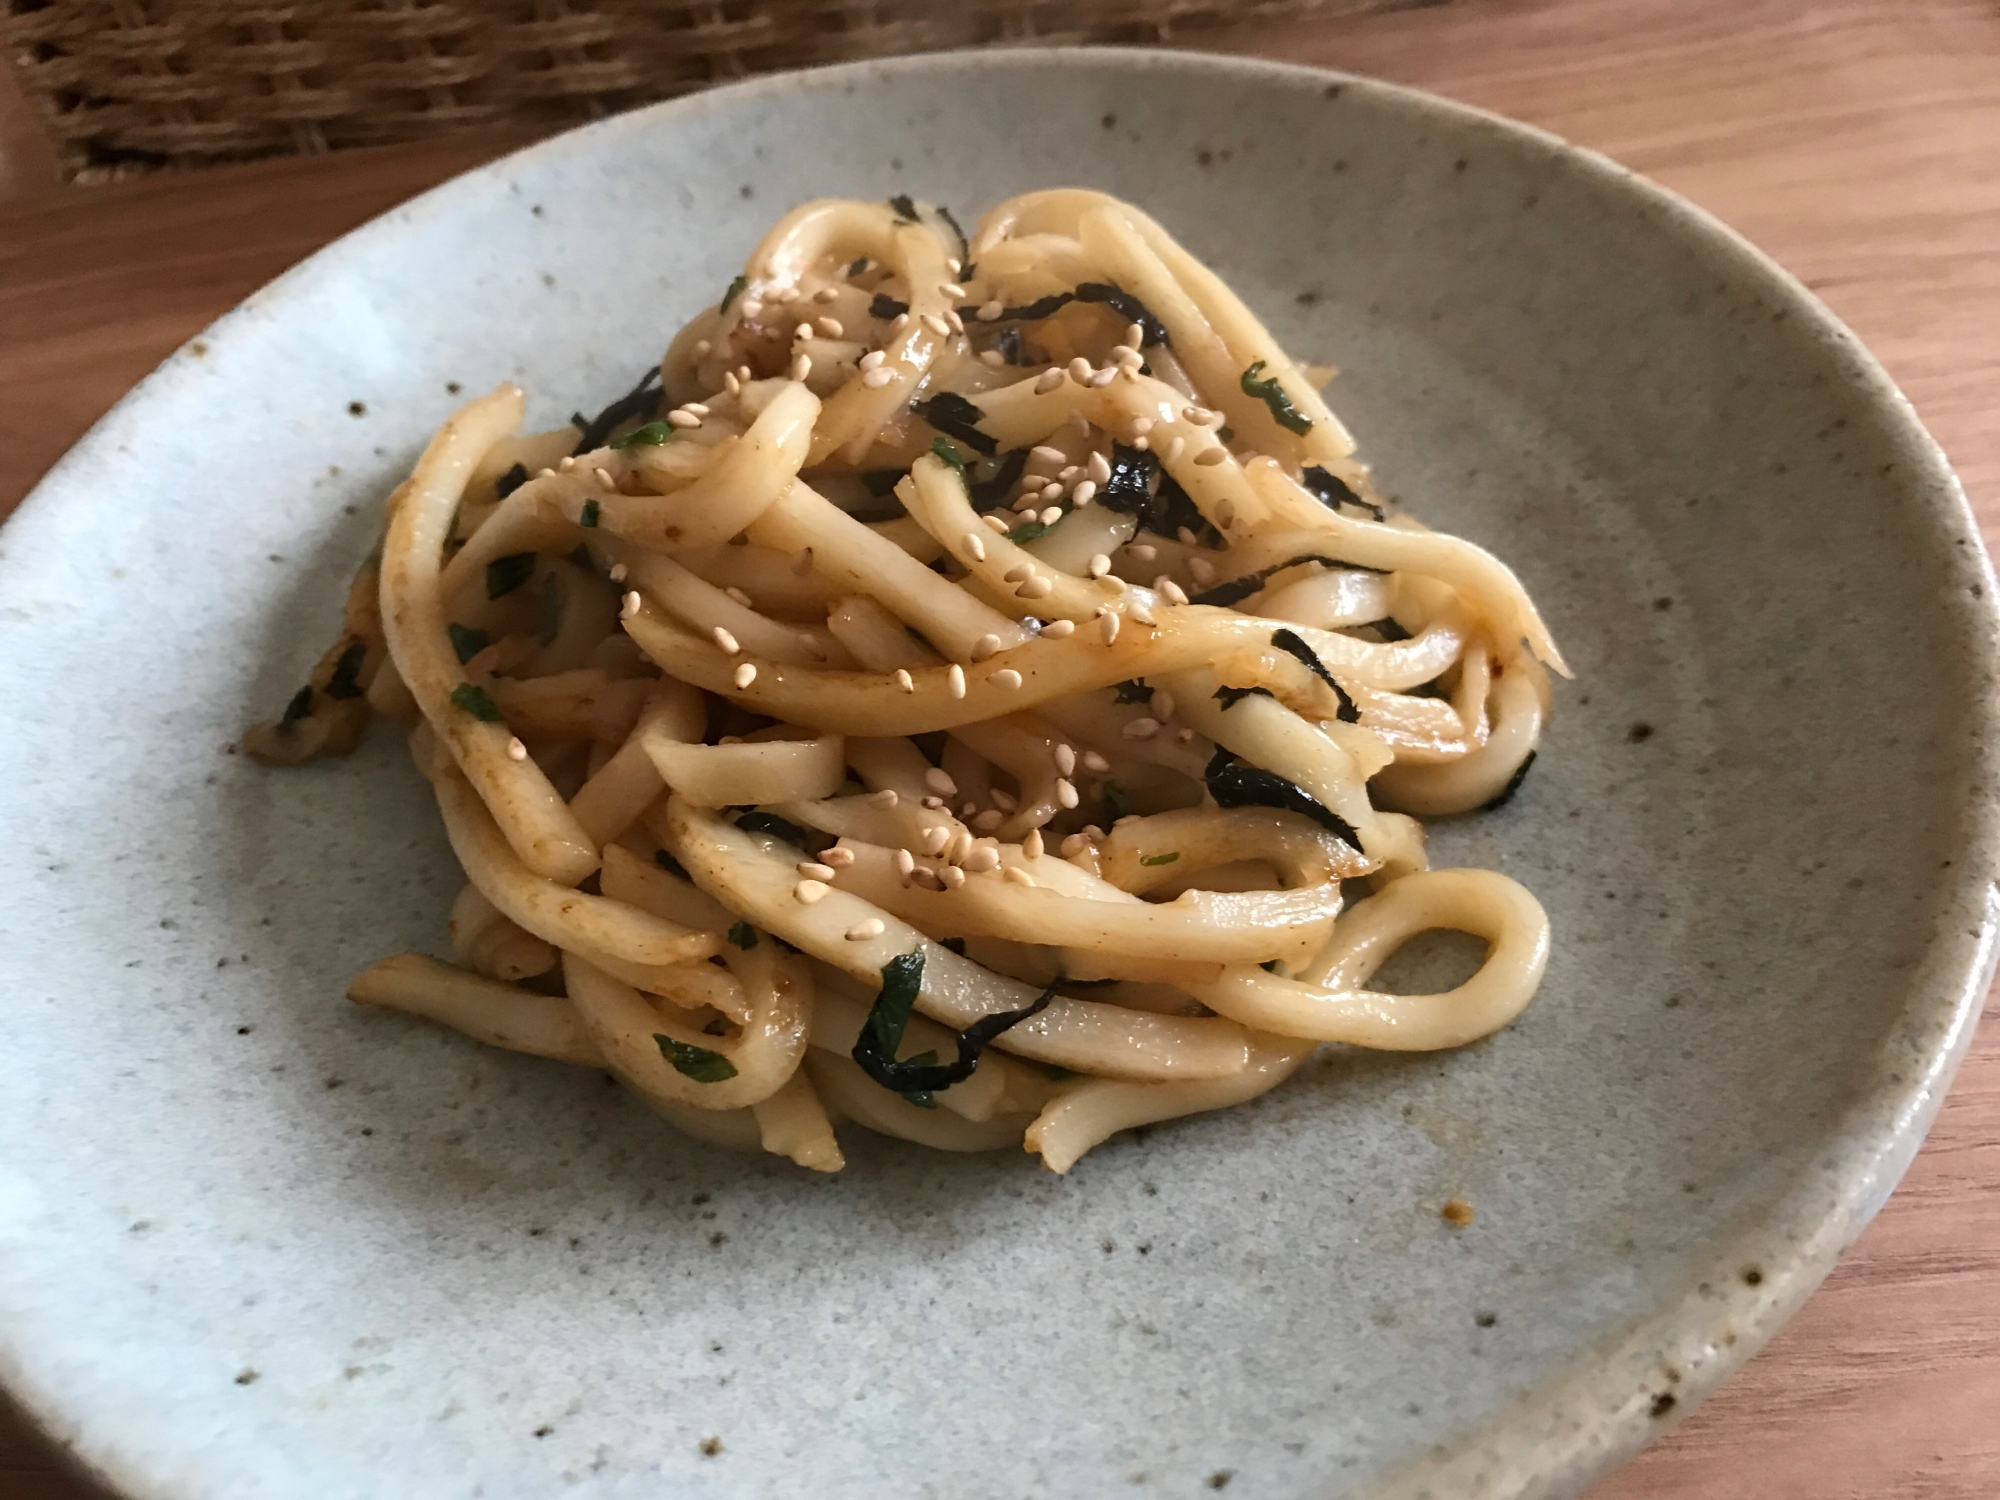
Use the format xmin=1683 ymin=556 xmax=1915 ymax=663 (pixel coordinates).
xmin=2 ymin=0 xmax=1415 ymax=180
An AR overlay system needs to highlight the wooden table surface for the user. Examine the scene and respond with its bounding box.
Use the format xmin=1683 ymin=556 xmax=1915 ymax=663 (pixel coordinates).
xmin=3 ymin=2 xmax=1996 ymax=1495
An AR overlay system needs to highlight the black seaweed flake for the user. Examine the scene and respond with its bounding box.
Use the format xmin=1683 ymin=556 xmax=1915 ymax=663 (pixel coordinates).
xmin=1189 ymin=553 xmax=1360 ymax=608
xmin=325 ymin=642 xmax=367 ymax=700
xmin=1113 ymin=679 xmax=1152 ymax=704
xmin=1075 ymin=282 xmax=1169 ymax=347
xmin=447 ymin=623 xmax=489 ymax=664
xmin=727 ymin=921 xmax=758 ymax=950
xmin=451 ymin=683 xmax=504 ymax=723
xmin=1149 ymin=469 xmax=1210 ymax=540
xmin=847 ymin=256 xmax=869 ymax=277
xmin=1204 ymin=747 xmax=1361 ymax=849
xmin=1096 ymin=443 xmax=1157 ymax=512
xmin=1479 ymin=750 xmax=1537 ymax=811
xmin=939 ymin=937 xmax=967 ymax=956
xmin=494 ymin=462 xmax=531 ymax=498
xmin=1270 ymin=628 xmax=1359 ymax=723
xmin=1241 ymin=362 xmax=1312 ymax=435
xmin=1214 ymin=684 xmax=1274 ymax=710
xmin=860 ymin=469 xmax=907 ymax=498
xmin=655 ymin=1035 xmax=738 ymax=1083
xmin=1301 ymin=464 xmax=1384 ymax=520
xmin=1369 ymin=617 xmax=1411 ymax=642
xmin=571 ymin=366 xmax=662 ymax=454
xmin=580 ymin=498 xmax=600 ymax=529
xmin=734 ymin=811 xmax=813 ymax=847
xmin=995 ymin=325 xmax=1025 ymax=365
xmin=998 ymin=292 xmax=1075 ymax=323
xmin=851 ymin=950 xmax=1057 ymax=1096
xmin=888 ymin=193 xmax=919 ymax=222
xmin=910 ymin=392 xmax=998 ymax=456
xmin=870 ymin=293 xmax=910 ymax=321
xmin=486 ymin=552 xmax=537 ymax=600
xmin=934 ymin=203 xmax=972 ymax=267
xmin=653 ymin=848 xmax=692 ymax=880
xmin=969 ymin=448 xmax=1028 ymax=511
xmin=280 ymin=685 xmax=313 ymax=726
xmin=719 ymin=273 xmax=748 ymax=313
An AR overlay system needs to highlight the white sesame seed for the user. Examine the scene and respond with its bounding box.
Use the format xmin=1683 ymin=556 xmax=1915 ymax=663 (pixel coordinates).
xmin=722 ymin=371 xmax=742 ymax=396
xmin=988 ymin=788 xmax=1017 ymax=813
xmin=536 ymin=467 xmax=556 ymax=480
xmin=1129 ymin=543 xmax=1158 ymax=562
xmin=979 ymin=350 xmax=1006 ymax=367
xmin=981 ymin=513 xmax=1011 ymax=534
xmin=1087 ymin=553 xmax=1112 ymax=579
xmin=795 ymin=879 xmax=829 ymax=904
xmin=1055 ymin=778 xmax=1079 ymax=810
xmin=767 ymin=286 xmax=796 ymax=304
xmin=1003 ymin=564 xmax=1033 ymax=584
xmin=892 ymin=312 xmax=910 ymax=329
xmin=1038 ymin=506 xmax=1063 ymax=526
xmin=1123 ymin=717 xmax=1161 ymax=740
xmin=939 ymin=281 xmax=966 ymax=299
xmin=814 ymin=286 xmax=839 ymax=303
xmin=666 ymin=410 xmax=701 ymax=430
xmin=1011 ymin=493 xmax=1038 ymax=514
xmin=620 ymin=590 xmax=642 ymax=619
xmin=1195 ymin=446 xmax=1227 ymax=467
xmin=1042 ymin=618 xmax=1076 ymax=639
xmin=816 ymin=316 xmax=844 ymax=338
xmin=739 ymin=299 xmax=763 ymax=319
xmin=724 ymin=586 xmax=752 ymax=607
xmin=711 ymin=626 xmax=740 ymax=655
xmin=1033 ymin=369 xmax=1065 ymax=394
xmin=894 ymin=848 xmax=916 ymax=880
xmin=1178 ymin=727 xmax=1196 ymax=743
xmin=1059 ymin=465 xmax=1081 ymax=483
xmin=1153 ymin=691 xmax=1179 ymax=723
xmin=922 ymin=767 xmax=956 ymax=797
xmin=992 ymin=668 xmax=1023 ymax=690
xmin=1018 ymin=576 xmax=1054 ymax=599
xmin=1109 ymin=344 xmax=1138 ymax=365
xmin=861 ymin=367 xmax=896 ymax=388
xmin=940 ymin=865 xmax=967 ymax=889
xmin=945 ymin=309 xmax=965 ymax=333
xmin=920 ymin=313 xmax=952 ymax=337
xmin=1132 ymin=436 xmax=1150 ymax=451
xmin=894 ymin=668 xmax=915 ymax=693
xmin=558 ymin=455 xmax=576 ymax=471
xmin=846 ymin=919 xmax=885 ymax=941
xmin=859 ymin=349 xmax=886 ymax=370
xmin=1060 ymin=832 xmax=1088 ymax=858
xmin=1054 ymin=743 xmax=1077 ymax=776
xmin=1130 ymin=602 xmax=1156 ymax=626
xmin=1166 ymin=436 xmax=1186 ymax=462
xmin=1099 ymin=612 xmax=1120 ymax=645
xmin=506 ymin=736 xmax=528 ymax=761
xmin=1067 ymin=357 xmax=1093 ymax=384
xmin=1039 ymin=482 xmax=1063 ymax=502
xmin=963 ymin=845 xmax=1001 ymax=872
xmin=1188 ymin=556 xmax=1217 ymax=586
xmin=921 ymin=794 xmax=945 ymax=810
xmin=794 ymin=322 xmax=815 ymax=342
xmin=593 ymin=465 xmax=616 ymax=488
xmin=971 ymin=809 xmax=1002 ymax=832
xmin=797 ymin=860 xmax=835 ymax=880
xmin=693 ymin=339 xmax=712 ymax=358
xmin=1023 ymin=827 xmax=1045 ymax=859
xmin=1072 ymin=480 xmax=1098 ymax=508
xmin=733 ymin=662 xmax=757 ymax=689
xmin=978 ymin=300 xmax=1003 ymax=321
xmin=824 ymin=846 xmax=856 ymax=867
xmin=922 ymin=826 xmax=951 ymax=856
xmin=970 ymin=631 xmax=1002 ymax=659
xmin=1004 ymin=866 xmax=1037 ymax=888
xmin=869 ymin=788 xmax=900 ymax=808
xmin=1131 ymin=417 xmax=1155 ymax=435
xmin=609 ymin=562 xmax=628 ymax=582
xmin=1158 ymin=577 xmax=1189 ymax=605
xmin=791 ymin=354 xmax=812 ymax=382
xmin=1082 ymin=749 xmax=1111 ymax=773
xmin=961 ymin=535 xmax=989 ymax=565
xmin=1178 ymin=526 xmax=1199 ymax=546
xmin=948 ymin=663 xmax=967 ymax=699
xmin=1088 ymin=366 xmax=1118 ymax=388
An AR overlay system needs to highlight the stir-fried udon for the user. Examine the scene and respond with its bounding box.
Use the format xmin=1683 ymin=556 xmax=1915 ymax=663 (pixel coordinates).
xmin=249 ymin=189 xmax=1564 ymax=1174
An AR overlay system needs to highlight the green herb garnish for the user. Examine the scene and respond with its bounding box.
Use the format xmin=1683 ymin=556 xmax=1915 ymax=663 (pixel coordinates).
xmin=579 ymin=497 xmax=600 ymax=528
xmin=720 ymin=273 xmax=748 ymax=313
xmin=655 ymin=1034 xmax=739 ymax=1083
xmin=447 ymin=623 xmax=489 ymax=664
xmin=1140 ymin=852 xmax=1180 ymax=867
xmin=486 ymin=552 xmax=536 ymax=599
xmin=1240 ymin=362 xmax=1311 ymax=435
xmin=727 ymin=921 xmax=758 ymax=950
xmin=1005 ymin=518 xmax=1053 ymax=542
xmin=325 ymin=642 xmax=367 ymax=700
xmin=929 ymin=437 xmax=969 ymax=485
xmin=450 ymin=683 xmax=503 ymax=722
xmin=609 ymin=420 xmax=671 ymax=450
xmin=1102 ymin=782 xmax=1135 ymax=822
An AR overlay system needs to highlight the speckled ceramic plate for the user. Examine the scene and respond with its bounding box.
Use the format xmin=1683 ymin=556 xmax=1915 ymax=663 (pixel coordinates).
xmin=1 ymin=47 xmax=1994 ymax=1500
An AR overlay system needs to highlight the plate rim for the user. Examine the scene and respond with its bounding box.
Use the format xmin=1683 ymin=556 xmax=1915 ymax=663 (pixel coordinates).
xmin=4 ymin=43 xmax=1997 ymax=1500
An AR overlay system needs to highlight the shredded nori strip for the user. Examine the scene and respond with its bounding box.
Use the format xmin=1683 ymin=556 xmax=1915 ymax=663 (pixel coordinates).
xmin=1189 ymin=553 xmax=1358 ymax=608
xmin=1241 ymin=361 xmax=1312 ymax=435
xmin=995 ymin=325 xmax=1025 ymax=365
xmin=325 ymin=642 xmax=367 ymax=700
xmin=847 ymin=256 xmax=869 ymax=277
xmin=570 ymin=366 xmax=662 ymax=455
xmin=1369 ymin=617 xmax=1411 ymax=642
xmin=910 ymin=391 xmax=998 ymax=455
xmin=1096 ymin=443 xmax=1156 ymax=512
xmin=860 ymin=469 xmax=906 ymax=498
xmin=968 ymin=447 xmax=1029 ymax=511
xmin=727 ymin=921 xmax=758 ymax=950
xmin=851 ymin=950 xmax=1058 ymax=1096
xmin=1204 ymin=746 xmax=1361 ymax=849
xmin=447 ymin=623 xmax=489 ymax=664
xmin=1113 ymin=679 xmax=1152 ymax=704
xmin=1270 ymin=628 xmax=1359 ymax=722
xmin=734 ymin=811 xmax=812 ymax=847
xmin=580 ymin=498 xmax=600 ymax=528
xmin=1301 ymin=464 xmax=1384 ymax=520
xmin=1214 ymin=684 xmax=1275 ymax=710
xmin=720 ymin=273 xmax=748 ymax=313
xmin=888 ymin=193 xmax=919 ymax=222
xmin=998 ymin=291 xmax=1075 ymax=323
xmin=870 ymin=293 xmax=910 ymax=320
xmin=450 ymin=683 xmax=504 ymax=723
xmin=653 ymin=848 xmax=691 ymax=880
xmin=280 ymin=684 xmax=313 ymax=726
xmin=494 ymin=462 xmax=531 ymax=498
xmin=486 ymin=552 xmax=537 ymax=600
xmin=1480 ymin=750 xmax=1538 ymax=811
xmin=939 ymin=937 xmax=967 ymax=956
xmin=934 ymin=203 xmax=972 ymax=267
xmin=654 ymin=1035 xmax=738 ymax=1083
xmin=1075 ymin=282 xmax=1169 ymax=347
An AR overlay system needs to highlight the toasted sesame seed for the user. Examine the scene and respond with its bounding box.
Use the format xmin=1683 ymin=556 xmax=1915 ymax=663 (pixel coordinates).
xmin=724 ymin=586 xmax=753 ymax=607
xmin=1067 ymin=357 xmax=1093 ymax=384
xmin=1042 ymin=618 xmax=1076 ymax=639
xmin=1131 ymin=416 xmax=1155 ymax=435
xmin=869 ymin=788 xmax=900 ymax=808
xmin=981 ymin=513 xmax=1011 ymax=534
xmin=939 ymin=281 xmax=967 ymax=299
xmin=1055 ymin=778 xmax=1079 ymax=810
xmin=711 ymin=626 xmax=740 ymax=655
xmin=1004 ymin=866 xmax=1037 ymax=888
xmin=667 ymin=410 xmax=702 ymax=430
xmin=1018 ymin=576 xmax=1054 ymax=599
xmin=1129 ymin=602 xmax=1156 ymax=626
xmin=894 ymin=668 xmax=915 ymax=693
xmin=922 ymin=826 xmax=952 ymax=856
xmin=1054 ymin=743 xmax=1077 ymax=776
xmin=816 ymin=316 xmax=844 ymax=338
xmin=824 ymin=846 xmax=856 ymax=867
xmin=1088 ymin=366 xmax=1118 ymax=387
xmin=861 ymin=367 xmax=896 ymax=388
xmin=620 ymin=590 xmax=642 ymax=619
xmin=920 ymin=313 xmax=952 ymax=337
xmin=791 ymin=354 xmax=812 ymax=382
xmin=992 ymin=668 xmax=1023 ymax=690
xmin=722 ymin=371 xmax=742 ymax=396
xmin=1178 ymin=526 xmax=1199 ymax=546
xmin=593 ymin=465 xmax=616 ymax=489
xmin=1082 ymin=749 xmax=1111 ymax=773
xmin=558 ymin=455 xmax=576 ymax=472
xmin=948 ymin=663 xmax=967 ymax=699
xmin=794 ymin=322 xmax=815 ymax=342
xmin=1022 ymin=827 xmax=1045 ymax=858
xmin=797 ymin=860 xmax=835 ymax=880
xmin=923 ymin=767 xmax=957 ymax=797
xmin=970 ymin=631 xmax=1002 ymax=659
xmin=1033 ymin=368 xmax=1065 ymax=394
xmin=1099 ymin=612 xmax=1120 ymax=645
xmin=795 ymin=880 xmax=829 ymax=904
xmin=814 ymin=286 xmax=840 ymax=303
xmin=1188 ymin=556 xmax=1217 ymax=586
xmin=609 ymin=562 xmax=628 ymax=582
xmin=1157 ymin=577 xmax=1189 ymax=605
xmin=940 ymin=865 xmax=967 ymax=889
xmin=846 ymin=919 xmax=885 ymax=941
xmin=739 ymin=298 xmax=763 ymax=319
xmin=978 ymin=350 xmax=1006 ymax=367
xmin=964 ymin=535 xmax=990 ymax=565
xmin=506 ymin=736 xmax=528 ymax=761
xmin=894 ymin=848 xmax=916 ymax=880
xmin=733 ymin=662 xmax=757 ymax=689
xmin=859 ymin=349 xmax=886 ymax=371
xmin=1123 ymin=717 xmax=1161 ymax=740
xmin=1165 ymin=436 xmax=1186 ymax=462
xmin=1072 ymin=479 xmax=1099 ymax=508
xmin=1132 ymin=436 xmax=1151 ymax=451
xmin=1087 ymin=553 xmax=1112 ymax=579
xmin=1038 ymin=506 xmax=1063 ymax=525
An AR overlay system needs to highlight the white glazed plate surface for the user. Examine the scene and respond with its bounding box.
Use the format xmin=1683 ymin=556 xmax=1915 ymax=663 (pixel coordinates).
xmin=2 ymin=48 xmax=1995 ymax=1500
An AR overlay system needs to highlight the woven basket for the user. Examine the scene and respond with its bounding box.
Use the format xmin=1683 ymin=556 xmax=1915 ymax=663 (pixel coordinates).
xmin=2 ymin=0 xmax=1421 ymax=181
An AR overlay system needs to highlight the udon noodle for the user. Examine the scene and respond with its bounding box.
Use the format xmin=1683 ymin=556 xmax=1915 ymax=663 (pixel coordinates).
xmin=249 ymin=190 xmax=1563 ymax=1174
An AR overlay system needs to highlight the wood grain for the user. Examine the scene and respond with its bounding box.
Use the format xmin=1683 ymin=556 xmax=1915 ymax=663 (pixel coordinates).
xmin=2 ymin=2 xmax=1996 ymax=1495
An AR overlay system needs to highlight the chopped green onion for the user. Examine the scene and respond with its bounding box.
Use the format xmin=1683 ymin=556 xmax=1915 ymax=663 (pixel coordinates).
xmin=1140 ymin=852 xmax=1180 ymax=867
xmin=720 ymin=273 xmax=748 ymax=313
xmin=608 ymin=420 xmax=671 ymax=450
xmin=1240 ymin=362 xmax=1311 ymax=435
xmin=451 ymin=683 xmax=503 ymax=722
xmin=655 ymin=1035 xmax=739 ymax=1083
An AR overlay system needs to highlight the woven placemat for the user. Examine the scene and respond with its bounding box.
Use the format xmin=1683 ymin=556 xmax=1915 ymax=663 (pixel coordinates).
xmin=1 ymin=0 xmax=1428 ymax=181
